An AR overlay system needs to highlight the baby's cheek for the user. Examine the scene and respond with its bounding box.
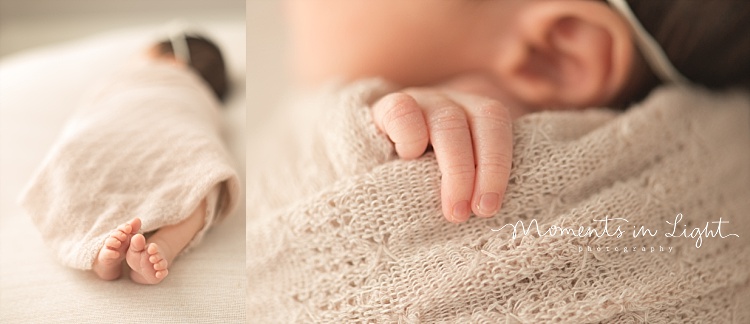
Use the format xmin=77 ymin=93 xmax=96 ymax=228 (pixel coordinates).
xmin=285 ymin=0 xmax=377 ymax=84
xmin=284 ymin=0 xmax=482 ymax=86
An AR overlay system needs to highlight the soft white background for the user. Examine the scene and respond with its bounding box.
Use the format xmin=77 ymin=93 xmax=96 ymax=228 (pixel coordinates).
xmin=246 ymin=0 xmax=287 ymax=132
xmin=0 ymin=0 xmax=243 ymax=56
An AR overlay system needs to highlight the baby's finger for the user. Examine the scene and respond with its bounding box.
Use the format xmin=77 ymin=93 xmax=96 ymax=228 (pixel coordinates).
xmin=372 ymin=93 xmax=429 ymax=159
xmin=411 ymin=92 xmax=476 ymax=223
xmin=451 ymin=93 xmax=513 ymax=217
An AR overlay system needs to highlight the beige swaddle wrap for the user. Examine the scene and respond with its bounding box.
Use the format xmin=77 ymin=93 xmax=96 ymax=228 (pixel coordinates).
xmin=247 ymin=80 xmax=750 ymax=323
xmin=20 ymin=62 xmax=241 ymax=270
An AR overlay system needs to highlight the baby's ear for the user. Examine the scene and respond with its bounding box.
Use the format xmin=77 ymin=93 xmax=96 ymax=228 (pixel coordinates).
xmin=490 ymin=0 xmax=635 ymax=109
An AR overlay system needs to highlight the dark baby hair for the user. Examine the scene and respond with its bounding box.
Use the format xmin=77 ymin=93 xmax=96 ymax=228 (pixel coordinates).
xmin=155 ymin=35 xmax=229 ymax=102
xmin=625 ymin=0 xmax=750 ymax=98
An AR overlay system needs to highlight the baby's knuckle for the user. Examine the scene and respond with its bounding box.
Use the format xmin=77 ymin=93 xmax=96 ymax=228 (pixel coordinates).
xmin=429 ymin=109 xmax=468 ymax=132
xmin=477 ymin=156 xmax=511 ymax=174
xmin=386 ymin=103 xmax=421 ymax=124
xmin=381 ymin=94 xmax=420 ymax=130
xmin=444 ymin=163 xmax=475 ymax=179
xmin=398 ymin=134 xmax=428 ymax=146
xmin=383 ymin=92 xmax=416 ymax=110
xmin=432 ymin=119 xmax=469 ymax=133
xmin=475 ymin=101 xmax=503 ymax=116
xmin=476 ymin=104 xmax=511 ymax=128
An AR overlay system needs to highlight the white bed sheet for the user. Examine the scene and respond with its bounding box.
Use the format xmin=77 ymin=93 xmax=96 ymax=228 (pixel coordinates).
xmin=0 ymin=22 xmax=246 ymax=323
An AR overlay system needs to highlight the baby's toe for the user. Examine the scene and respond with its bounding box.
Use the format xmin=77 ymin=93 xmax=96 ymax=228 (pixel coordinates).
xmin=147 ymin=243 xmax=160 ymax=255
xmin=117 ymin=223 xmax=132 ymax=235
xmin=155 ymin=269 xmax=168 ymax=279
xmin=128 ymin=217 xmax=142 ymax=233
xmin=113 ymin=230 xmax=127 ymax=241
xmin=149 ymin=254 xmax=163 ymax=263
xmin=99 ymin=248 xmax=120 ymax=260
xmin=153 ymin=259 xmax=168 ymax=271
xmin=130 ymin=234 xmax=146 ymax=252
xmin=105 ymin=237 xmax=122 ymax=249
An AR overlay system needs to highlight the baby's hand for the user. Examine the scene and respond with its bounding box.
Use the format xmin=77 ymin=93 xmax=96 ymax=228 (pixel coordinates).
xmin=372 ymin=85 xmax=513 ymax=223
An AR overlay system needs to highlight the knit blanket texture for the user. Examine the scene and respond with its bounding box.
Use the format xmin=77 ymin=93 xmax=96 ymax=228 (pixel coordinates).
xmin=247 ymin=79 xmax=750 ymax=323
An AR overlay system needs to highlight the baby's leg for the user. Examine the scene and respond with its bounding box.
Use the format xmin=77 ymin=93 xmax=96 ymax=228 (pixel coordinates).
xmin=126 ymin=199 xmax=207 ymax=285
xmin=92 ymin=218 xmax=142 ymax=280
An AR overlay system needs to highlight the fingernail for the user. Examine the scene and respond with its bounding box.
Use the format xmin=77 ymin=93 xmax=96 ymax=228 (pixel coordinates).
xmin=452 ymin=200 xmax=470 ymax=222
xmin=478 ymin=193 xmax=499 ymax=216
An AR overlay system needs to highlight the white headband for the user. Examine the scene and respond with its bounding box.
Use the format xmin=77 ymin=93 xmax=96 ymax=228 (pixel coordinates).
xmin=607 ymin=0 xmax=690 ymax=84
xmin=166 ymin=20 xmax=192 ymax=65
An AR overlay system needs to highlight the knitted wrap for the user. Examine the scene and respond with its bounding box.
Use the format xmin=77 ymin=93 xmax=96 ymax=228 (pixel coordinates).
xmin=247 ymin=80 xmax=750 ymax=323
xmin=20 ymin=62 xmax=241 ymax=270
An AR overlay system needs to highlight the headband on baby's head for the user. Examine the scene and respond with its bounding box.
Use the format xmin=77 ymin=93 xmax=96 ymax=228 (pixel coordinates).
xmin=166 ymin=20 xmax=195 ymax=65
xmin=607 ymin=0 xmax=690 ymax=85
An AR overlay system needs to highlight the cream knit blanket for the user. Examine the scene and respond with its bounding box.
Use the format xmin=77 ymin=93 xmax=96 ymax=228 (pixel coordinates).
xmin=247 ymin=80 xmax=750 ymax=323
xmin=20 ymin=62 xmax=241 ymax=270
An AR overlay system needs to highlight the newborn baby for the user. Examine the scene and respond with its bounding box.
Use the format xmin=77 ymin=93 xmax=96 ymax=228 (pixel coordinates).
xmin=22 ymin=33 xmax=239 ymax=285
xmin=93 ymin=35 xmax=229 ymax=284
xmin=285 ymin=0 xmax=750 ymax=223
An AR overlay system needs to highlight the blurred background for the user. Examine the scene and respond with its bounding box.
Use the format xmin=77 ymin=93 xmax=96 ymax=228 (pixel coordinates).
xmin=247 ymin=0 xmax=287 ymax=129
xmin=0 ymin=0 xmax=244 ymax=57
xmin=0 ymin=0 xmax=287 ymax=127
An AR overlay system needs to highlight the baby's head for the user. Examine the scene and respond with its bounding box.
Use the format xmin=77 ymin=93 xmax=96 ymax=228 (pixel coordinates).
xmin=286 ymin=0 xmax=750 ymax=109
xmin=147 ymin=35 xmax=229 ymax=102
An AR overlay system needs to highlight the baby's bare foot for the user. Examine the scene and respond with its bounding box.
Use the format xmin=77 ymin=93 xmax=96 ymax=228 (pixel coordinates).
xmin=92 ymin=218 xmax=142 ymax=280
xmin=126 ymin=233 xmax=169 ymax=284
